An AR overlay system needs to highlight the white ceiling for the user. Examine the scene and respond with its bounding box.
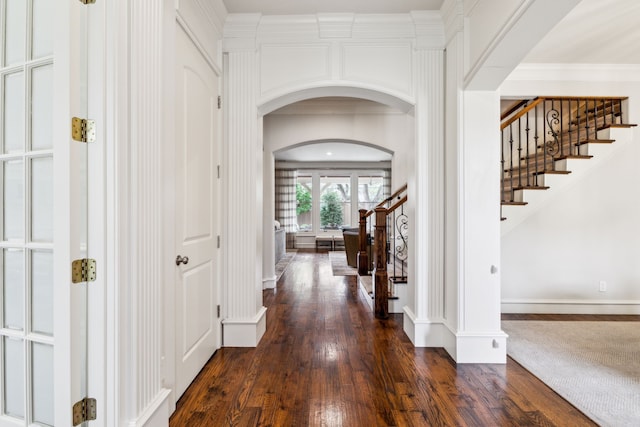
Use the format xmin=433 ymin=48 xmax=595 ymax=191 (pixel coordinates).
xmin=245 ymin=0 xmax=640 ymax=162
xmin=274 ymin=141 xmax=392 ymax=162
xmin=223 ymin=0 xmax=443 ymax=15
xmin=523 ymin=0 xmax=640 ymax=64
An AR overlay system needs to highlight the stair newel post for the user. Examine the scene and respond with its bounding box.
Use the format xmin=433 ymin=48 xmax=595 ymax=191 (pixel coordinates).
xmin=374 ymin=207 xmax=388 ymax=319
xmin=357 ymin=209 xmax=369 ymax=275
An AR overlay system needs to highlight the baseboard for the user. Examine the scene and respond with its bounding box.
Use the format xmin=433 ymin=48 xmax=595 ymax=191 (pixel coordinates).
xmin=263 ymin=275 xmax=276 ymax=290
xmin=128 ymin=388 xmax=171 ymax=427
xmin=452 ymin=331 xmax=508 ymax=364
xmin=222 ymin=306 xmax=267 ymax=347
xmin=502 ymin=299 xmax=640 ymax=315
xmin=402 ymin=307 xmax=450 ymax=347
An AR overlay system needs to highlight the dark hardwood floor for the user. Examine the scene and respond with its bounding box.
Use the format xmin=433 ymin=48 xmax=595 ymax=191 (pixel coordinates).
xmin=170 ymin=251 xmax=607 ymax=426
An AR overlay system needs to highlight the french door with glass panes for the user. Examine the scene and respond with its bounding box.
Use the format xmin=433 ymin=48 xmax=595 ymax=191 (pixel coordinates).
xmin=1 ymin=1 xmax=84 ymax=426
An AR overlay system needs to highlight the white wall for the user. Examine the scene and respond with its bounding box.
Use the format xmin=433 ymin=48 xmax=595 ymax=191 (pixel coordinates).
xmin=264 ymin=108 xmax=415 ymax=188
xmin=500 ymin=66 xmax=640 ymax=313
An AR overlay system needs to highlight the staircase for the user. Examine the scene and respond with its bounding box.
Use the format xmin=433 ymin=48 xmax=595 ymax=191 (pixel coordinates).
xmin=500 ymin=97 xmax=636 ymax=222
xmin=357 ymin=184 xmax=408 ymax=319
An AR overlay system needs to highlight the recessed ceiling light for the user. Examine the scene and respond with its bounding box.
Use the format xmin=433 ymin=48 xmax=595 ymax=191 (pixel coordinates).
xmin=326 ymin=151 xmax=333 ymax=156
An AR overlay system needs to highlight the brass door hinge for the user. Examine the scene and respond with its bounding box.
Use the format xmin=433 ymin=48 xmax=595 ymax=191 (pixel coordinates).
xmin=78 ymin=0 xmax=96 ymax=4
xmin=72 ymin=117 xmax=96 ymax=143
xmin=217 ymin=95 xmax=221 ymax=109
xmin=217 ymin=304 xmax=221 ymax=318
xmin=72 ymin=259 xmax=97 ymax=283
xmin=73 ymin=397 xmax=97 ymax=425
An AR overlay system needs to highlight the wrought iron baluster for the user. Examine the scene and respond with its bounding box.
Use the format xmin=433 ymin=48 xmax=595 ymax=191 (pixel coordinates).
xmin=517 ymin=118 xmax=522 ymax=189
xmin=617 ymin=98 xmax=623 ymax=124
xmin=575 ymin=99 xmax=581 ymax=149
xmin=525 ymin=111 xmax=531 ymax=187
xmin=509 ymin=124 xmax=514 ymax=202
xmin=394 ymin=204 xmax=408 ymax=280
xmin=534 ymin=104 xmax=540 ymax=183
xmin=583 ymin=98 xmax=590 ymax=145
xmin=501 ymin=131 xmax=506 ymax=202
xmin=567 ymin=99 xmax=574 ymax=156
xmin=545 ymin=100 xmax=561 ymax=161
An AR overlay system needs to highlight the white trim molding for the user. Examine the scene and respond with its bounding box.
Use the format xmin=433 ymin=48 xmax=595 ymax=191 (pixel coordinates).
xmin=502 ymin=299 xmax=640 ymax=315
xmin=128 ymin=389 xmax=171 ymax=427
xmin=452 ymin=331 xmax=508 ymax=364
xmin=403 ymin=307 xmax=449 ymax=347
xmin=222 ymin=307 xmax=268 ymax=347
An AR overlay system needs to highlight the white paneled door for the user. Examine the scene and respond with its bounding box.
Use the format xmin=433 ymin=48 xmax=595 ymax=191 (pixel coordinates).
xmin=174 ymin=24 xmax=221 ymax=400
xmin=1 ymin=0 xmax=55 ymax=425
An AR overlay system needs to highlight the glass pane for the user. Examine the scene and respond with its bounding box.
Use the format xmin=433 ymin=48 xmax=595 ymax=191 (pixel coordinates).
xmin=3 ymin=160 xmax=24 ymax=240
xmin=31 ymin=157 xmax=53 ymax=242
xmin=4 ymin=337 xmax=25 ymax=419
xmin=31 ymin=65 xmax=53 ymax=150
xmin=320 ymin=176 xmax=350 ymax=230
xmin=31 ymin=251 xmax=53 ymax=335
xmin=3 ymin=248 xmax=24 ymax=330
xmin=31 ymin=0 xmax=54 ymax=59
xmin=4 ymin=0 xmax=26 ymax=65
xmin=3 ymin=72 xmax=25 ymax=154
xmin=296 ymin=175 xmax=312 ymax=232
xmin=32 ymin=343 xmax=54 ymax=426
xmin=358 ymin=175 xmax=385 ymax=211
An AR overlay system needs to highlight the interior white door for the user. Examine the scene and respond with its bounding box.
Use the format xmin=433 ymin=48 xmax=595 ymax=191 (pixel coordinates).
xmin=174 ymin=24 xmax=220 ymax=400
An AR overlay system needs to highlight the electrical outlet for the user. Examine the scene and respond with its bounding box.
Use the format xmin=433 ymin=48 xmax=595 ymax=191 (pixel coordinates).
xmin=599 ymin=281 xmax=607 ymax=292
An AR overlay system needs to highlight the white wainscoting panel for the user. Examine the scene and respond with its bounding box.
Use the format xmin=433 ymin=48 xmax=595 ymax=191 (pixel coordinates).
xmin=260 ymin=44 xmax=332 ymax=96
xmin=341 ymin=43 xmax=413 ymax=96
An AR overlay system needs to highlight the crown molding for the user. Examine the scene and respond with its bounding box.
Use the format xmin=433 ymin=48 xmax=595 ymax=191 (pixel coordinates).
xmin=224 ymin=12 xmax=446 ymax=46
xmin=440 ymin=0 xmax=463 ymax=45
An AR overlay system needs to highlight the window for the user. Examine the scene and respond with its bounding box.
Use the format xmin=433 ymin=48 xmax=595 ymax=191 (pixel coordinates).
xmin=358 ymin=175 xmax=385 ymax=212
xmin=293 ymin=170 xmax=389 ymax=235
xmin=296 ymin=174 xmax=312 ymax=232
xmin=320 ymin=175 xmax=350 ymax=230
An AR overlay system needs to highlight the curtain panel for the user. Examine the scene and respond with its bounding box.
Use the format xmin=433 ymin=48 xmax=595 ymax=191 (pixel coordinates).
xmin=275 ymin=169 xmax=298 ymax=248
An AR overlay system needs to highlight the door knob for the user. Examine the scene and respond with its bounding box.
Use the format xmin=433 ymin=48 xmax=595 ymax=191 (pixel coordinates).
xmin=175 ymin=255 xmax=189 ymax=266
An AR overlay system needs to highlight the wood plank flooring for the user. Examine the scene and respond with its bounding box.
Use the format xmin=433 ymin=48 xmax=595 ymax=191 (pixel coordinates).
xmin=170 ymin=251 xmax=608 ymax=426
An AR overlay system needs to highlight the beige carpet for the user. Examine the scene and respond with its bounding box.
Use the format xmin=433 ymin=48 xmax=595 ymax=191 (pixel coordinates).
xmin=328 ymin=251 xmax=358 ymax=276
xmin=502 ymin=320 xmax=640 ymax=427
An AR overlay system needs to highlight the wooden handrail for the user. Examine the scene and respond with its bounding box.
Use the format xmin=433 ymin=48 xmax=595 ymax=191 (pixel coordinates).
xmin=501 ymin=98 xmax=544 ymax=130
xmin=386 ymin=195 xmax=407 ymax=216
xmin=364 ymin=183 xmax=407 ymax=218
xmin=500 ymin=98 xmax=535 ymax=121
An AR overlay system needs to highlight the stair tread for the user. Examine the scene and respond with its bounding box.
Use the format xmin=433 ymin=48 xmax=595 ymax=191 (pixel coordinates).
xmin=603 ymin=123 xmax=637 ymax=128
xmin=574 ymin=139 xmax=615 ymax=146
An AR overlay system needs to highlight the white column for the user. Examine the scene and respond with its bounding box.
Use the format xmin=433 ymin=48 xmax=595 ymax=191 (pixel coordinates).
xmin=112 ymin=1 xmax=171 ymax=425
xmin=222 ymin=47 xmax=267 ymax=346
xmin=453 ymin=90 xmax=507 ymax=363
xmin=404 ymin=48 xmax=446 ymax=347
xmin=442 ymin=9 xmax=507 ymax=363
xmin=263 ymin=153 xmax=276 ymax=289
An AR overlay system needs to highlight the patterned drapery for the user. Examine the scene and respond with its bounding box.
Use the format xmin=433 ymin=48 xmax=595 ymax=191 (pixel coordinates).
xmin=275 ymin=169 xmax=298 ymax=248
xmin=383 ymin=169 xmax=392 ymax=200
